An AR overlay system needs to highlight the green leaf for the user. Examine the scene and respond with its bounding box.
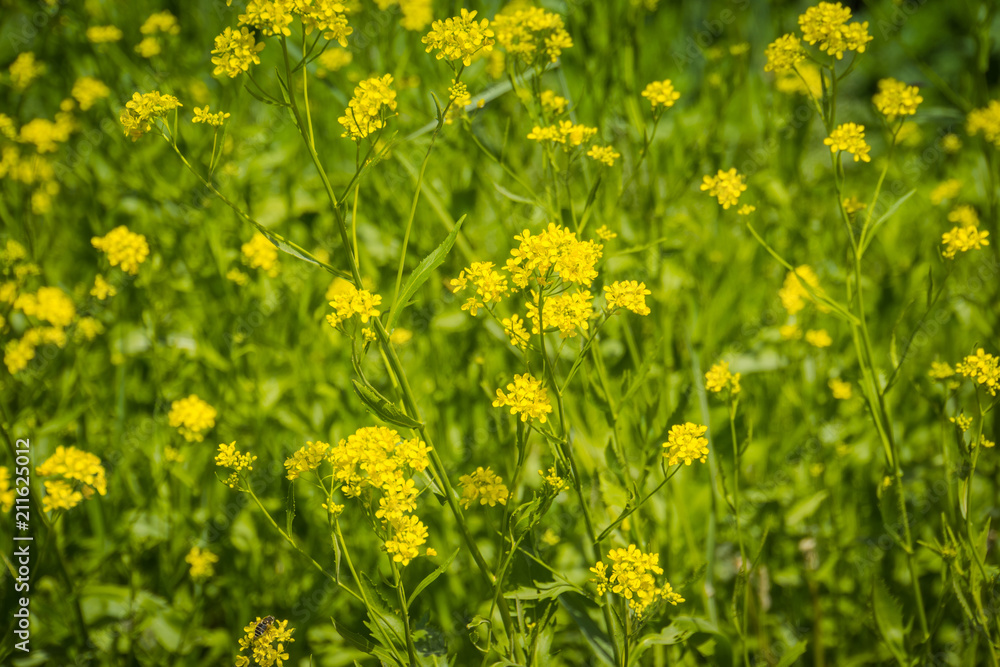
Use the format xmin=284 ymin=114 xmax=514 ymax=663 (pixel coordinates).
xmin=862 ymin=189 xmax=915 ymax=253
xmin=505 ymin=580 xmax=578 ymax=601
xmin=387 ymin=214 xmax=467 ymax=331
xmin=408 ymin=549 xmax=459 ymax=610
xmin=785 ymin=490 xmax=829 ymax=528
xmin=773 ymin=639 xmax=808 ymax=667
xmin=631 ymin=624 xmax=690 ymax=661
xmin=558 ymin=593 xmax=615 ymax=665
xmin=352 ymin=379 xmax=423 ymax=430
xmin=872 ymin=578 xmax=907 ymax=664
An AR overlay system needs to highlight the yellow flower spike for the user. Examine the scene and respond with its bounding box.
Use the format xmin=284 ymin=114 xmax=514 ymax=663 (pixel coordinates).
xmin=662 ymin=422 xmax=709 ymax=466
xmin=701 ymin=168 xmax=747 ymax=209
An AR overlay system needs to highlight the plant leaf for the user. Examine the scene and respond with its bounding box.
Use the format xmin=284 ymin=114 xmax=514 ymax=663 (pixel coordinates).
xmin=352 ymin=379 xmax=423 ymax=430
xmin=408 ymin=549 xmax=459 ymax=610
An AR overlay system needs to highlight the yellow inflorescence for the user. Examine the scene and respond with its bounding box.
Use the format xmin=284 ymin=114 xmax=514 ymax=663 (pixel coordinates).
xmin=459 ymin=466 xmax=510 ymax=509
xmin=169 ymin=395 xmax=218 ymax=442
xmin=941 ymin=225 xmax=989 ymax=259
xmin=604 ymin=280 xmax=651 ymax=316
xmin=92 ymin=226 xmax=150 ymax=275
xmin=700 ymin=168 xmax=747 ymax=209
xmin=118 ymin=91 xmax=182 ymax=141
xmin=764 ymin=34 xmax=804 ymax=73
xmin=824 ymin=122 xmax=871 ymax=162
xmin=326 ymin=283 xmax=382 ymax=327
xmin=192 ymin=106 xmax=231 ymax=126
xmin=241 ymin=233 xmax=280 ymax=276
xmin=235 ymin=617 xmax=295 ymax=667
xmin=36 ymin=446 xmax=107 ymax=512
xmin=422 ymin=9 xmax=495 ymax=67
xmin=641 ymin=79 xmax=681 ymax=110
xmin=873 ymin=78 xmax=922 ymax=119
xmin=339 ymin=74 xmax=397 ymax=141
xmin=211 ymin=27 xmax=265 ymax=78
xmin=590 ymin=544 xmax=684 ymax=617
xmin=778 ymin=265 xmax=826 ymax=315
xmin=71 ymin=77 xmax=111 ymax=111
xmin=13 ymin=286 xmax=75 ymax=327
xmin=662 ymin=422 xmax=710 ymax=466
xmin=492 ymin=6 xmax=571 ymax=65
xmin=798 ymin=2 xmax=871 ymax=59
xmin=955 ymin=349 xmax=1000 ymax=396
xmin=968 ymin=100 xmax=1000 ymax=148
xmin=493 ymin=373 xmax=553 ymax=423
xmin=705 ymin=360 xmax=741 ymax=396
xmin=185 ymin=546 xmax=220 ymax=579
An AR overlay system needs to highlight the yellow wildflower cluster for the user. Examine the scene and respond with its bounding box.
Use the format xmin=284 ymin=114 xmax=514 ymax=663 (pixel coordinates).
xmin=235 ymin=617 xmax=294 ymax=667
xmin=4 ymin=327 xmax=68 ymax=374
xmin=71 ymin=77 xmax=111 ymax=111
xmin=91 ymin=274 xmax=117 ymax=300
xmin=493 ymin=373 xmax=553 ymax=423
xmin=525 ymin=289 xmax=595 ymax=338
xmin=459 ymin=466 xmax=510 ymax=508
xmin=87 ymin=25 xmax=124 ymax=43
xmin=492 ymin=6 xmax=572 ymax=65
xmin=192 ymin=106 xmax=231 ymax=127
xmin=604 ymin=280 xmax=651 ymax=316
xmin=13 ymin=286 xmax=75 ymax=328
xmin=0 ymin=467 xmax=14 ymax=513
xmin=955 ymin=349 xmax=1000 ymax=396
xmin=241 ymin=233 xmax=280 ymax=276
xmin=339 ymin=74 xmax=397 ymax=141
xmin=705 ymin=360 xmax=741 ymax=396
xmin=641 ymin=79 xmax=682 ymax=110
xmin=797 ymin=2 xmax=872 ymax=59
xmin=873 ymin=78 xmax=922 ymax=119
xmin=587 ymin=145 xmax=620 ymax=167
xmin=824 ymin=122 xmax=871 ymax=163
xmin=422 ymin=9 xmax=495 ymax=68
xmin=590 ymin=544 xmax=684 ymax=617
xmin=507 ymin=223 xmax=603 ymax=288
xmin=9 ymin=52 xmax=45 ymax=90
xmin=0 ymin=144 xmax=62 ymax=213
xmin=374 ymin=0 xmax=433 ymax=31
xmin=451 ymin=261 xmax=508 ymax=315
xmin=527 ymin=120 xmax=599 ymax=147
xmin=540 ymin=90 xmax=568 ymax=115
xmin=829 ymin=378 xmax=852 ymax=399
xmin=92 ymin=225 xmax=150 ymax=275
xmin=18 ymin=113 xmax=75 ymax=154
xmin=169 ymin=395 xmax=218 ymax=442
xmin=948 ymin=205 xmax=979 ymax=227
xmin=701 ymin=168 xmax=747 ymax=209
xmin=119 ymin=91 xmax=183 ymax=141
xmin=36 ymin=446 xmax=107 ymax=513
xmin=805 ymin=329 xmax=832 ymax=348
xmin=539 ymin=466 xmax=566 ymax=491
xmin=211 ymin=27 xmax=266 ymax=78
xmin=315 ymin=47 xmax=352 ymax=76
xmin=928 ymin=361 xmax=954 ymax=380
xmin=764 ymin=34 xmax=804 ymax=73
xmin=662 ymin=422 xmax=710 ymax=466
xmin=941 ymin=209 xmax=989 ymax=259
xmin=215 ymin=441 xmax=257 ymax=488
xmin=141 ymin=11 xmax=180 ymax=36
xmin=967 ymin=100 xmax=1000 ymax=148
xmin=315 ymin=426 xmax=433 ymax=565
xmin=185 ymin=546 xmax=219 ymax=579
xmin=326 ymin=282 xmax=382 ymax=328
xmin=778 ymin=265 xmax=827 ymax=316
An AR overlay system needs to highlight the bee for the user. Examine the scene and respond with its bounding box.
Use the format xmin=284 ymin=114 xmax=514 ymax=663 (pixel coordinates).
xmin=254 ymin=616 xmax=275 ymax=642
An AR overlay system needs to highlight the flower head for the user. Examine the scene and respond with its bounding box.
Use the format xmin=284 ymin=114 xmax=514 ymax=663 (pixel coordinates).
xmin=459 ymin=466 xmax=510 ymax=508
xmin=119 ymin=91 xmax=182 ymax=140
xmin=211 ymin=26 xmax=265 ymax=78
xmin=36 ymin=446 xmax=107 ymax=512
xmin=241 ymin=233 xmax=280 ymax=276
xmin=492 ymin=6 xmax=572 ymax=64
xmin=798 ymin=2 xmax=872 ymax=59
xmin=956 ymin=349 xmax=1000 ymax=396
xmin=705 ymin=360 xmax=741 ymax=395
xmin=662 ymin=422 xmax=709 ymax=466
xmin=339 ymin=74 xmax=397 ymax=140
xmin=326 ymin=283 xmax=382 ymax=327
xmin=493 ymin=373 xmax=553 ymax=423
xmin=422 ymin=9 xmax=495 ymax=67
xmin=700 ymin=168 xmax=747 ymax=209
xmin=968 ymin=100 xmax=1000 ymax=148
xmin=604 ymin=280 xmax=651 ymax=316
xmin=236 ymin=617 xmax=295 ymax=667
xmin=169 ymin=395 xmax=217 ymax=442
xmin=192 ymin=105 xmax=231 ymax=127
xmin=641 ymin=79 xmax=681 ymax=110
xmin=824 ymin=123 xmax=871 ymax=162
xmin=185 ymin=547 xmax=219 ymax=579
xmin=764 ymin=34 xmax=804 ymax=73
xmin=590 ymin=544 xmax=683 ymax=617
xmin=873 ymin=78 xmax=922 ymax=119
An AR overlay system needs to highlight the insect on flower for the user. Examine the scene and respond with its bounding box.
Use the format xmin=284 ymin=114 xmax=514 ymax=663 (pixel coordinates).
xmin=253 ymin=615 xmax=275 ymax=642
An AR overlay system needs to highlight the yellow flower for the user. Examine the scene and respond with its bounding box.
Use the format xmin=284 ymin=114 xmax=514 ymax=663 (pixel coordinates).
xmin=590 ymin=544 xmax=683 ymax=617
xmin=930 ymin=179 xmax=962 ymax=205
xmin=185 ymin=547 xmax=220 ymax=579
xmin=950 ymin=414 xmax=973 ymax=432
xmin=604 ymin=280 xmax=651 ymax=316
xmin=192 ymin=105 xmax=231 ymax=126
xmin=641 ymin=79 xmax=681 ymax=110
xmin=492 ymin=6 xmax=572 ymax=64
xmin=502 ymin=314 xmax=531 ymax=349
xmin=798 ymin=2 xmax=872 ymax=59
xmin=824 ymin=122 xmax=871 ymax=162
xmin=119 ymin=91 xmax=183 ymax=141
xmin=215 ymin=441 xmax=257 ymax=488
xmin=385 ymin=514 xmax=429 ymax=566
xmin=339 ymin=74 xmax=397 ymax=141
xmin=134 ymin=37 xmax=162 ymax=59
xmin=422 ymin=9 xmax=495 ymax=67
xmin=18 ymin=115 xmax=74 ymax=153
xmin=843 ymin=196 xmax=867 ymax=215
xmin=829 ymin=378 xmax=852 ymax=399
xmin=71 ymin=77 xmax=111 ymax=111
xmin=595 ymin=225 xmax=617 ymax=241
xmin=805 ymin=329 xmax=833 ymax=348
xmin=587 ymin=145 xmax=620 ymax=166
xmin=211 ymin=26 xmax=265 ymax=79
xmin=493 ymin=373 xmax=553 ymax=423
xmin=9 ymin=52 xmax=45 ymax=90
xmin=326 ymin=283 xmax=382 ymax=327
xmin=778 ymin=265 xmax=826 ymax=315
xmin=662 ymin=422 xmax=709 ymax=466
xmin=540 ymin=90 xmax=568 ymax=115
xmin=705 ymin=360 xmax=741 ymax=395
xmin=168 ymin=395 xmax=218 ymax=442
xmin=928 ymin=361 xmax=954 ymax=380
xmin=86 ymin=25 xmax=123 ymax=43
xmin=968 ymin=100 xmax=1000 ymax=148
xmin=0 ymin=467 xmax=15 ymax=513
xmin=700 ymin=168 xmax=747 ymax=209
xmin=92 ymin=226 xmax=150 ymax=274
xmin=948 ymin=204 xmax=979 ymax=227
xmin=737 ymin=204 xmax=756 ymax=216
xmin=297 ymin=0 xmax=354 ymax=44
xmin=941 ymin=225 xmax=989 ymax=259
xmin=141 ymin=11 xmax=180 ymax=35
xmin=955 ymin=349 xmax=1000 ymax=396
xmin=459 ymin=467 xmax=510 ymax=509
xmin=226 ymin=268 xmax=249 ymax=285
xmin=13 ymin=286 xmax=75 ymax=327
xmin=525 ymin=289 xmax=595 ymax=338
xmin=41 ymin=480 xmax=84 ymax=512
xmin=241 ymin=233 xmax=280 ymax=276
xmin=539 ymin=466 xmax=566 ymax=491
xmin=236 ymin=617 xmax=295 ymax=667
xmin=764 ymin=34 xmax=804 ymax=73
xmin=451 ymin=261 xmax=509 ymax=315
xmin=873 ymin=78 xmax=922 ymax=119
xmin=36 ymin=445 xmax=107 ymax=511
xmin=315 ymin=47 xmax=353 ymax=77
xmin=284 ymin=440 xmax=331 ymax=480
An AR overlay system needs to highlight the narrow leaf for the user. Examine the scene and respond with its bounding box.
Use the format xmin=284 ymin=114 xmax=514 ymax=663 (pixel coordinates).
xmin=352 ymin=379 xmax=423 ymax=429
xmin=408 ymin=549 xmax=459 ymax=609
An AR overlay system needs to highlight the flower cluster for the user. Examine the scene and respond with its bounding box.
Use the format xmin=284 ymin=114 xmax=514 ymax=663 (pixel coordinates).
xmin=235 ymin=617 xmax=295 ymax=667
xmin=540 ymin=90 xmax=568 ymax=115
xmin=169 ymin=395 xmax=218 ymax=442
xmin=873 ymin=78 xmax=922 ymax=119
xmin=705 ymin=360 xmax=741 ymax=396
xmin=492 ymin=7 xmax=572 ymax=65
xmin=4 ymin=325 xmax=68 ymax=374
xmin=829 ymin=378 xmax=852 ymax=399
xmin=215 ymin=441 xmax=257 ymax=488
xmin=0 ymin=467 xmax=15 ymax=513
xmin=326 ymin=282 xmax=382 ymax=328
xmin=71 ymin=77 xmax=111 ymax=111
xmin=118 ymin=91 xmax=182 ymax=140
xmin=587 ymin=145 xmax=620 ymax=166
xmin=797 ymin=2 xmax=872 ymax=59
xmin=662 ymin=422 xmax=710 ymax=466
xmin=87 ymin=25 xmax=123 ymax=43
xmin=459 ymin=466 xmax=510 ymax=508
xmin=641 ymin=79 xmax=682 ymax=110
xmin=185 ymin=546 xmax=219 ymax=579
xmin=92 ymin=225 xmax=150 ymax=275
xmin=824 ymin=122 xmax=871 ymax=162
xmin=338 ymin=74 xmax=397 ymax=141
xmin=211 ymin=27 xmax=265 ymax=78
xmin=527 ymin=120 xmax=599 ymax=147
xmin=374 ymin=0 xmax=433 ymax=32
xmin=941 ymin=224 xmax=989 ymax=259
xmin=13 ymin=286 xmax=75 ymax=327
xmin=9 ymin=52 xmax=45 ymax=90
xmin=968 ymin=100 xmax=1000 ymax=148
xmin=36 ymin=446 xmax=107 ymax=513
xmin=493 ymin=373 xmax=553 ymax=423
xmin=18 ymin=114 xmax=75 ymax=153
xmin=192 ymin=106 xmax=231 ymax=127
xmin=241 ymin=233 xmax=280 ymax=276
xmin=590 ymin=545 xmax=684 ymax=617
xmin=778 ymin=265 xmax=827 ymax=316
xmin=525 ymin=289 xmax=595 ymax=338
xmin=701 ymin=168 xmax=747 ymax=209
xmin=422 ymin=9 xmax=495 ymax=67
xmin=451 ymin=261 xmax=508 ymax=315
xmin=955 ymin=349 xmax=1000 ymax=396
xmin=764 ymin=34 xmax=804 ymax=73
xmin=604 ymin=280 xmax=651 ymax=316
